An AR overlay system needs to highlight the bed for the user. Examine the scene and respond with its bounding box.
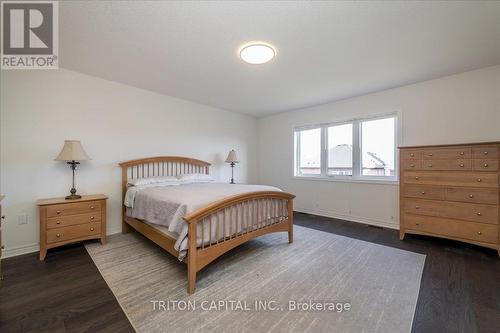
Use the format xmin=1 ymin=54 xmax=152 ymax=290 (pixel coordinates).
xmin=119 ymin=156 xmax=295 ymax=294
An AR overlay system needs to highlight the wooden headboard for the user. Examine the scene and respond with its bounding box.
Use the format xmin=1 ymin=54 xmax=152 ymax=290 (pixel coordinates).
xmin=119 ymin=156 xmax=211 ymax=202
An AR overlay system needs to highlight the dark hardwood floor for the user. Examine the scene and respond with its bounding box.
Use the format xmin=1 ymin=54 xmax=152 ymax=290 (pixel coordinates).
xmin=1 ymin=212 xmax=499 ymax=333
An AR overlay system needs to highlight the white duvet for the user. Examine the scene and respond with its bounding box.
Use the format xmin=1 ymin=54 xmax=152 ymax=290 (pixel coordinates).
xmin=125 ymin=182 xmax=283 ymax=260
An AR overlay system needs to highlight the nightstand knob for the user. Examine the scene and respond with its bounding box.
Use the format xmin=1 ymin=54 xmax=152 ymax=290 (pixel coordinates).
xmin=410 ymin=164 xmax=415 ymax=167
xmin=415 ymin=176 xmax=419 ymax=180
xmin=90 ymin=216 xmax=95 ymax=220
xmin=90 ymin=206 xmax=95 ymax=209
xmin=410 ymin=153 xmax=414 ymax=157
xmin=484 ymin=151 xmax=488 ymax=155
xmin=477 ymin=231 xmax=482 ymax=235
xmin=421 ymin=191 xmax=426 ymax=195
xmin=476 ymin=212 xmax=482 ymax=216
xmin=56 ymin=221 xmax=61 ymax=225
xmin=477 ymin=178 xmax=482 ymax=182
xmin=90 ymin=227 xmax=94 ymax=231
xmin=484 ymin=163 xmax=488 ymax=168
xmin=56 ymin=211 xmax=61 ymax=214
xmin=459 ymin=151 xmax=464 ymax=155
xmin=56 ymin=233 xmax=61 ymax=238
xmin=469 ymin=194 xmax=474 ymax=198
xmin=459 ymin=163 xmax=464 ymax=167
xmin=428 ymin=153 xmax=433 ymax=156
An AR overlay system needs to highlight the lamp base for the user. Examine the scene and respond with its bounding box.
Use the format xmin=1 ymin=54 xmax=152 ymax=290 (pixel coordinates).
xmin=65 ymin=194 xmax=82 ymax=200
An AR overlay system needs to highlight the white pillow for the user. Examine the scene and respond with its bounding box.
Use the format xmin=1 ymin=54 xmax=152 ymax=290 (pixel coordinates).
xmin=128 ymin=176 xmax=179 ymax=186
xmin=177 ymin=173 xmax=215 ymax=183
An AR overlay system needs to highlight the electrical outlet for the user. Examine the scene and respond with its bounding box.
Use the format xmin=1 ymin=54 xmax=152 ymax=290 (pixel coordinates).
xmin=18 ymin=213 xmax=28 ymax=225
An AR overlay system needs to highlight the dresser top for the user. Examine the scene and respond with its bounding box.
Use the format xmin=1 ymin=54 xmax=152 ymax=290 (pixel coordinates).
xmin=399 ymin=141 xmax=500 ymax=149
xmin=37 ymin=194 xmax=108 ymax=206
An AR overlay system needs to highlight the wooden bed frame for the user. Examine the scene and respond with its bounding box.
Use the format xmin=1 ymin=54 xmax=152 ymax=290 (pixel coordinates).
xmin=119 ymin=156 xmax=295 ymax=294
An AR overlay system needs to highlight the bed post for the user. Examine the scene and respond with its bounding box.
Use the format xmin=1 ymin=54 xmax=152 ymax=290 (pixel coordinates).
xmin=187 ymin=221 xmax=197 ymax=294
xmin=121 ymin=167 xmax=132 ymax=234
xmin=287 ymin=198 xmax=294 ymax=244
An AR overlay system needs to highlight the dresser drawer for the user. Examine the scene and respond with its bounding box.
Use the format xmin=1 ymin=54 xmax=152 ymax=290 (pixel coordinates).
xmin=403 ymin=199 xmax=498 ymax=224
xmin=47 ymin=223 xmax=101 ymax=244
xmin=473 ymin=159 xmax=498 ymax=172
xmin=421 ymin=159 xmax=471 ymax=171
xmin=404 ymin=214 xmax=498 ymax=244
xmin=47 ymin=212 xmax=101 ymax=229
xmin=47 ymin=201 xmax=101 ymax=218
xmin=403 ymin=171 xmax=498 ymax=188
xmin=421 ymin=147 xmax=471 ymax=159
xmin=401 ymin=150 xmax=421 ymax=160
xmin=401 ymin=160 xmax=422 ymax=170
xmin=403 ymin=185 xmax=445 ymax=200
xmin=445 ymin=187 xmax=499 ymax=205
xmin=472 ymin=146 xmax=498 ymax=159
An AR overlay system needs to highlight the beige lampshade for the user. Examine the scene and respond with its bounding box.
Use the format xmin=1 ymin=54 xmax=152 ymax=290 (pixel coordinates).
xmin=55 ymin=140 xmax=91 ymax=161
xmin=225 ymin=149 xmax=239 ymax=163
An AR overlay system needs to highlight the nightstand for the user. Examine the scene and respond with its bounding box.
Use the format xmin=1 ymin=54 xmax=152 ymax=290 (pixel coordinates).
xmin=37 ymin=194 xmax=107 ymax=260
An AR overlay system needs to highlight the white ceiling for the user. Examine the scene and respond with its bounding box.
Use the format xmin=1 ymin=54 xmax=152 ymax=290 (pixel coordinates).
xmin=60 ymin=1 xmax=500 ymax=117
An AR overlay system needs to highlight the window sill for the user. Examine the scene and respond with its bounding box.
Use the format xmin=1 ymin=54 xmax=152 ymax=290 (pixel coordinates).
xmin=293 ymin=176 xmax=399 ymax=185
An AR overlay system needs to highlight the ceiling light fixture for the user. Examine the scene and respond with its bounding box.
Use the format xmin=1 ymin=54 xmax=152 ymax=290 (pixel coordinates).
xmin=239 ymin=42 xmax=276 ymax=65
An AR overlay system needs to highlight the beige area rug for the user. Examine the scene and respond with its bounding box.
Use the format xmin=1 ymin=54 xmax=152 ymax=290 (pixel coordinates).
xmin=85 ymin=225 xmax=425 ymax=333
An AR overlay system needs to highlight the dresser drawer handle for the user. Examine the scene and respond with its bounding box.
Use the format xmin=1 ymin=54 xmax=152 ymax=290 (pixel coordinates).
xmin=90 ymin=216 xmax=95 ymax=220
xmin=410 ymin=164 xmax=415 ymax=167
xmin=483 ymin=163 xmax=488 ymax=168
xmin=427 ymin=164 xmax=432 ymax=167
xmin=410 ymin=153 xmax=414 ymax=157
xmin=415 ymin=223 xmax=420 ymax=226
xmin=415 ymin=206 xmax=420 ymax=210
xmin=90 ymin=206 xmax=95 ymax=210
xmin=459 ymin=163 xmax=464 ymax=167
xmin=56 ymin=233 xmax=61 ymax=238
xmin=483 ymin=151 xmax=488 ymax=155
xmin=428 ymin=153 xmax=433 ymax=156
xmin=477 ymin=231 xmax=482 ymax=235
xmin=476 ymin=212 xmax=482 ymax=216
xmin=469 ymin=194 xmax=474 ymax=198
xmin=56 ymin=221 xmax=61 ymax=225
xmin=421 ymin=191 xmax=426 ymax=195
xmin=477 ymin=178 xmax=482 ymax=182
xmin=459 ymin=151 xmax=464 ymax=155
xmin=415 ymin=176 xmax=419 ymax=180
xmin=90 ymin=227 xmax=95 ymax=231
xmin=56 ymin=211 xmax=61 ymax=214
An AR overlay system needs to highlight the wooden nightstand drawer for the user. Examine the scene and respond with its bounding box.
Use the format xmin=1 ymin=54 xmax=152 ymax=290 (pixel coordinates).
xmin=47 ymin=212 xmax=101 ymax=229
xmin=47 ymin=201 xmax=101 ymax=218
xmin=47 ymin=223 xmax=101 ymax=244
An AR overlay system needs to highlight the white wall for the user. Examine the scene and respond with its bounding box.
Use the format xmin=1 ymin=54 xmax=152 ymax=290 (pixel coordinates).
xmin=258 ymin=65 xmax=500 ymax=229
xmin=0 ymin=69 xmax=258 ymax=257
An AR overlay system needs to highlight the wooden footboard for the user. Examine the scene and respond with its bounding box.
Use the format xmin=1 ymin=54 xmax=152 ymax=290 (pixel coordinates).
xmin=184 ymin=191 xmax=294 ymax=294
xmin=119 ymin=156 xmax=295 ymax=294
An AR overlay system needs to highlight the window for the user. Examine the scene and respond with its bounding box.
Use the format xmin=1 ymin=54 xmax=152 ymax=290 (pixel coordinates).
xmin=296 ymin=127 xmax=321 ymax=175
xmin=294 ymin=114 xmax=397 ymax=181
xmin=327 ymin=123 xmax=353 ymax=176
xmin=361 ymin=117 xmax=395 ymax=177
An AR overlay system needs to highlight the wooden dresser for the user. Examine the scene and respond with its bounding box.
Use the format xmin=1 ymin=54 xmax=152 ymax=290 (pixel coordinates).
xmin=37 ymin=194 xmax=107 ymax=260
xmin=399 ymin=142 xmax=499 ymax=256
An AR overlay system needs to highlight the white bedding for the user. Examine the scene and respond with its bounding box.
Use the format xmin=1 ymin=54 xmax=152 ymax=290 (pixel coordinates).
xmin=125 ymin=182 xmax=283 ymax=260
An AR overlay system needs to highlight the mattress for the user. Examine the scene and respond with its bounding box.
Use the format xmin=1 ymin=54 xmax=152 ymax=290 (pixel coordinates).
xmin=125 ymin=182 xmax=283 ymax=260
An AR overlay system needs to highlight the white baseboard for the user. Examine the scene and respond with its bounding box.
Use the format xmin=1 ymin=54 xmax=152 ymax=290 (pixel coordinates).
xmin=1 ymin=229 xmax=124 ymax=259
xmin=1 ymin=243 xmax=39 ymax=258
xmin=295 ymin=206 xmax=399 ymax=230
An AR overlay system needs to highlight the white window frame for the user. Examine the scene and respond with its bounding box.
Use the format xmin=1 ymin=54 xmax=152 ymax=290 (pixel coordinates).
xmin=294 ymin=112 xmax=399 ymax=183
